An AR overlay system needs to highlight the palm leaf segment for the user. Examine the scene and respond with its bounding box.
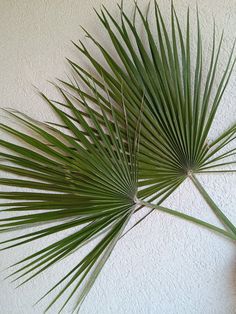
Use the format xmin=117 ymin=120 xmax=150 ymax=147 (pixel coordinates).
xmin=65 ymin=2 xmax=236 ymax=234
xmin=0 ymin=91 xmax=139 ymax=312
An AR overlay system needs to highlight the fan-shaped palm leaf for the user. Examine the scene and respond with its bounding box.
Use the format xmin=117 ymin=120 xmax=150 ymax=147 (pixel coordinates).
xmin=0 ymin=89 xmax=142 ymax=312
xmin=64 ymin=1 xmax=236 ymax=236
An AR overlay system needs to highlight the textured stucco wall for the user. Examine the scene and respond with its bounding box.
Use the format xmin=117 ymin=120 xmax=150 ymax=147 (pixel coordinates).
xmin=0 ymin=1 xmax=235 ymax=313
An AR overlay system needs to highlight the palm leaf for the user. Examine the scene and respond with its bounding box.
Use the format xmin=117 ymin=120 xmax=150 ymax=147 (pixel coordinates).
xmin=65 ymin=2 xmax=236 ymax=235
xmin=0 ymin=90 xmax=140 ymax=312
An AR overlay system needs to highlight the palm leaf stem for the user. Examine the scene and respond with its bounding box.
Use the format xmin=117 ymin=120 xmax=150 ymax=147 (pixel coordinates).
xmin=190 ymin=173 xmax=236 ymax=236
xmin=136 ymin=200 xmax=236 ymax=241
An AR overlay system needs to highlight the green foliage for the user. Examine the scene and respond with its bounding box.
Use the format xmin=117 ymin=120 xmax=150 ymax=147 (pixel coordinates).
xmin=0 ymin=2 xmax=235 ymax=312
xmin=65 ymin=1 xmax=236 ymax=236
xmin=0 ymin=90 xmax=141 ymax=312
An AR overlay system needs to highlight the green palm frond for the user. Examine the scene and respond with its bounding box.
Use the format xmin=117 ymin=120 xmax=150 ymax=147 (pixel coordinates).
xmin=0 ymin=2 xmax=236 ymax=313
xmin=64 ymin=1 xmax=236 ymax=235
xmin=0 ymin=89 xmax=141 ymax=312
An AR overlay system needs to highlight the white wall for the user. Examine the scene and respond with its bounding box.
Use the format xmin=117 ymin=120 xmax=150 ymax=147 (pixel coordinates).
xmin=0 ymin=1 xmax=235 ymax=313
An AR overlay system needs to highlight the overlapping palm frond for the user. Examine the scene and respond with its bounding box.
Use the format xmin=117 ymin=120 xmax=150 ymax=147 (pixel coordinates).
xmin=0 ymin=88 xmax=141 ymax=312
xmin=63 ymin=1 xmax=236 ymax=236
xmin=0 ymin=1 xmax=236 ymax=313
